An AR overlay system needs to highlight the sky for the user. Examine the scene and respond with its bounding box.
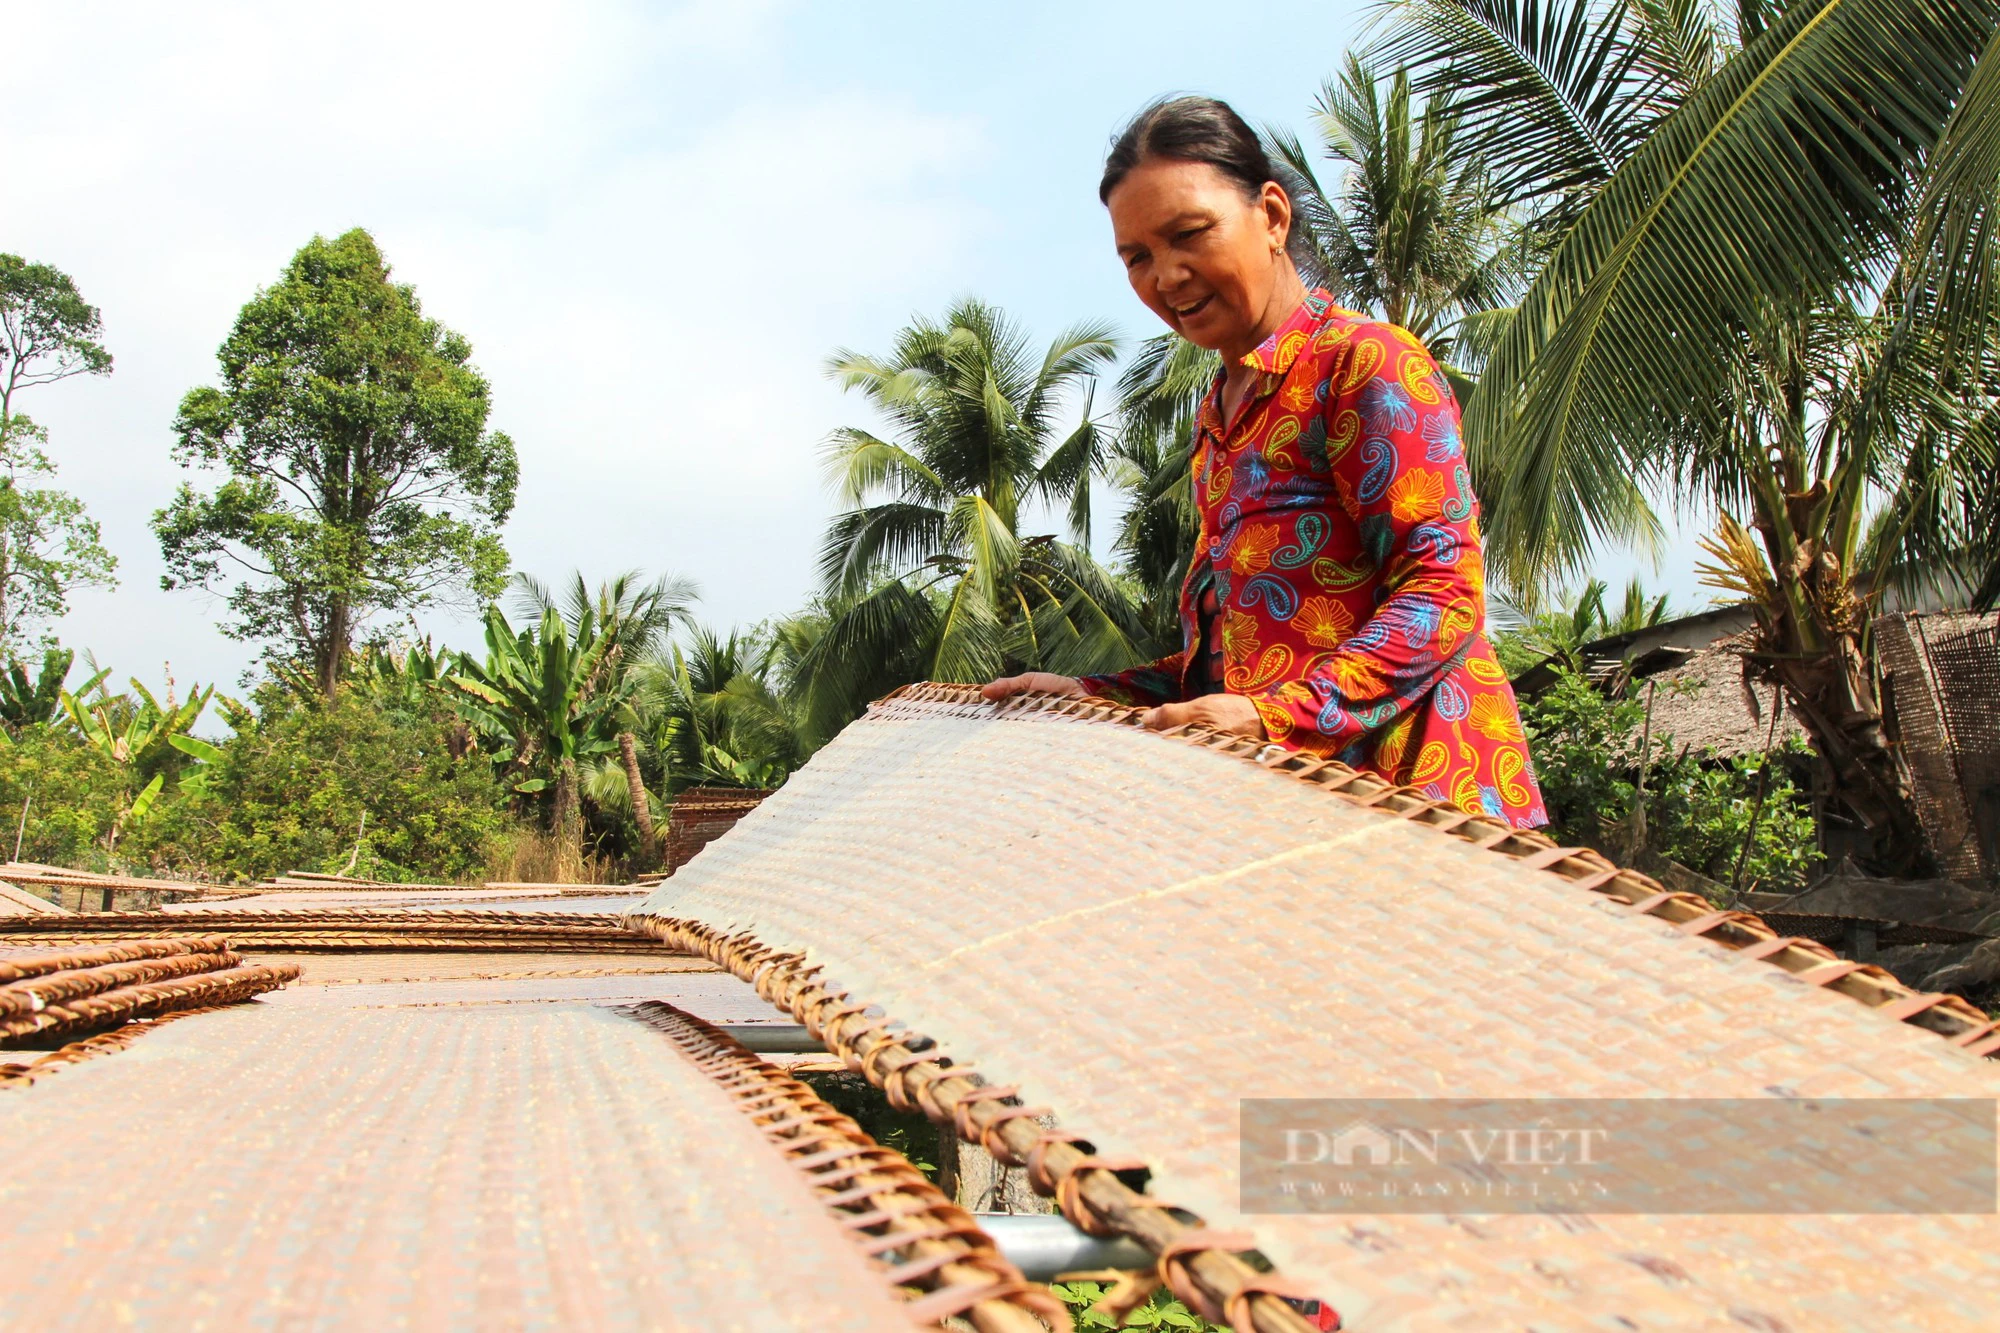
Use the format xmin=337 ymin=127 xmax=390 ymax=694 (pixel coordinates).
xmin=3 ymin=0 xmax=1695 ymax=693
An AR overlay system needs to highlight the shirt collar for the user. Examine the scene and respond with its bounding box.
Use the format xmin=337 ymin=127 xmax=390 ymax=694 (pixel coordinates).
xmin=1237 ymin=288 xmax=1335 ymax=376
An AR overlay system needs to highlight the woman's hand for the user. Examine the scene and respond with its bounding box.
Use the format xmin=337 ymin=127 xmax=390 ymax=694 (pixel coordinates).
xmin=1140 ymin=694 xmax=1268 ymax=740
xmin=981 ymin=672 xmax=1087 ymax=702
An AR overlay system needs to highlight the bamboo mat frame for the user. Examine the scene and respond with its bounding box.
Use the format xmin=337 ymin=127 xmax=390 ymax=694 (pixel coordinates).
xmin=629 ymin=683 xmax=2000 ymax=1331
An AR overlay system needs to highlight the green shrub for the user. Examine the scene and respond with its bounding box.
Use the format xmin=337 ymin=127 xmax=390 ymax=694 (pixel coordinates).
xmin=0 ymin=725 xmax=132 ymax=869
xmin=1519 ymin=667 xmax=1822 ymax=895
xmin=132 ymin=687 xmax=515 ymax=883
xmin=1051 ymin=1281 xmax=1221 ymax=1330
xmin=1645 ymin=740 xmax=1822 ymax=891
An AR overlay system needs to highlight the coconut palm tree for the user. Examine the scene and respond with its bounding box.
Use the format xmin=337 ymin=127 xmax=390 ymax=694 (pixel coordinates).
xmin=1102 ymin=335 xmax=1212 ymax=647
xmin=791 ymin=299 xmax=1145 ymax=737
xmin=1377 ymin=0 xmax=2000 ymax=866
xmin=633 ymin=626 xmax=805 ymax=794
xmin=1272 ymin=54 xmax=1531 ymax=368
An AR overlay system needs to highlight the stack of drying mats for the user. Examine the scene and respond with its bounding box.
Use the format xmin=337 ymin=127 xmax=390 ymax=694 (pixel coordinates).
xmin=6 ymin=684 xmax=2000 ymax=1331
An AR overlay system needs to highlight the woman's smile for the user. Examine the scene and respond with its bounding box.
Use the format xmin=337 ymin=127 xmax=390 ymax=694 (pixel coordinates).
xmin=1171 ymin=293 xmax=1214 ymax=320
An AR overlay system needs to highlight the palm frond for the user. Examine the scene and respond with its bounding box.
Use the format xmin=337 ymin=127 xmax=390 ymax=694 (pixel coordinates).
xmin=820 ymin=427 xmax=947 ymax=507
xmin=1367 ymin=0 xmax=1652 ymax=213
xmin=817 ymin=503 xmax=950 ymax=599
xmin=1470 ymin=0 xmax=1994 ymax=586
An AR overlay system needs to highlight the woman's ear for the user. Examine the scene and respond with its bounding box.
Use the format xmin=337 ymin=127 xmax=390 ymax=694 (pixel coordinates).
xmin=1260 ymin=180 xmax=1293 ymax=257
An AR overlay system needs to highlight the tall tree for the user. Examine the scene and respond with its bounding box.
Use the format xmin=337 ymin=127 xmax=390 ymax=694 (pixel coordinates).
xmin=1379 ymin=0 xmax=2000 ymax=866
xmin=0 ymin=255 xmax=118 ymax=652
xmin=156 ymin=229 xmax=518 ymax=694
xmin=789 ymin=300 xmax=1144 ymax=739
xmin=1272 ymin=55 xmax=1528 ymax=364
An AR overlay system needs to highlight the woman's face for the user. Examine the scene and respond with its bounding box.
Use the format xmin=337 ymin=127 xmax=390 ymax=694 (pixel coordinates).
xmin=1108 ymin=157 xmax=1297 ymax=361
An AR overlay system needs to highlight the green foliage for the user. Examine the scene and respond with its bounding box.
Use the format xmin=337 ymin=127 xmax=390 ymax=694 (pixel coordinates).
xmin=155 ymin=228 xmax=518 ymax=693
xmin=0 ymin=645 xmax=72 ymax=734
xmin=1520 ymin=667 xmax=1822 ymax=894
xmin=1271 ymin=55 xmax=1528 ymax=362
xmin=448 ymin=604 xmax=634 ymax=776
xmin=132 ymin=688 xmax=511 ymax=883
xmin=1490 ymin=576 xmax=1676 ymax=675
xmin=793 ymin=299 xmax=1147 ymax=737
xmin=61 ymin=672 xmax=214 ymax=780
xmin=0 ymin=429 xmax=118 ymax=652
xmin=635 ymin=625 xmax=806 ymax=793
xmin=0 ymin=254 xmax=118 ymax=653
xmin=1647 ymin=739 xmax=1822 ymax=891
xmin=349 ymin=635 xmax=453 ymax=717
xmin=1050 ymin=1280 xmax=1220 ymax=1331
xmin=793 ymin=1070 xmax=938 ymax=1177
xmin=1518 ymin=669 xmax=1647 ymax=829
xmin=1105 ymin=334 xmax=1212 ymax=652
xmin=0 ymin=726 xmax=130 ymax=869
xmin=0 ymin=254 xmax=114 ymax=392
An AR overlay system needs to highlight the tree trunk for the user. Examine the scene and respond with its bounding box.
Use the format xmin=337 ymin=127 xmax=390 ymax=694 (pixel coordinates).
xmin=1763 ymin=632 xmax=1926 ymax=871
xmin=315 ymin=598 xmax=352 ymax=696
xmin=1745 ymin=519 xmax=1928 ymax=872
xmin=553 ymin=756 xmax=584 ymax=883
xmin=617 ymin=731 xmax=658 ymax=868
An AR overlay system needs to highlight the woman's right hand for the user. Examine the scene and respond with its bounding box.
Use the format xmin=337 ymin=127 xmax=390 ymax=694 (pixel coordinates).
xmin=980 ymin=672 xmax=1086 ymax=702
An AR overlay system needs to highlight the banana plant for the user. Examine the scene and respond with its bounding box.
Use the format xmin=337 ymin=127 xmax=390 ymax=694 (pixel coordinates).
xmin=446 ymin=605 xmax=639 ymax=877
xmin=61 ymin=676 xmax=213 ymax=772
xmin=57 ymin=672 xmax=218 ymax=851
xmin=0 ymin=647 xmax=76 ymax=740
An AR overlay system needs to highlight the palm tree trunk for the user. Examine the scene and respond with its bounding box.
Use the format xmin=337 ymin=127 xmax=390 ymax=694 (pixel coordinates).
xmin=1747 ymin=514 xmax=1927 ymax=871
xmin=553 ymin=756 xmax=584 ymax=883
xmin=1763 ymin=633 xmax=1924 ymax=870
xmin=617 ymin=730 xmax=658 ymax=868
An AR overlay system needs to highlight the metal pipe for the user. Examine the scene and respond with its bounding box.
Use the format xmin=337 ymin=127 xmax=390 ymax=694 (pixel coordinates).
xmin=974 ymin=1213 xmax=1153 ymax=1281
xmin=715 ymin=1023 xmax=824 ymax=1053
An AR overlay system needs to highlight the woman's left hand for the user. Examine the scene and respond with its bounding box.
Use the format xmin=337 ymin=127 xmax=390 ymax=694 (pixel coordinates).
xmin=1139 ymin=694 xmax=1268 ymax=740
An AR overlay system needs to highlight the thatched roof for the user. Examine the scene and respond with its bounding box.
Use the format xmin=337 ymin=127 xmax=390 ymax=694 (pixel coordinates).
xmin=1636 ymin=636 xmax=1809 ymax=760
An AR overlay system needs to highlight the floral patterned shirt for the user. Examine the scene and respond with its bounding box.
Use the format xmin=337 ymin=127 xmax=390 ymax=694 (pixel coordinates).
xmin=1081 ymin=291 xmax=1547 ymax=829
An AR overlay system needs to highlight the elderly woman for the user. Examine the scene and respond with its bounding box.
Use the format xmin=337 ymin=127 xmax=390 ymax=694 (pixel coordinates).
xmin=984 ymin=96 xmax=1546 ymax=829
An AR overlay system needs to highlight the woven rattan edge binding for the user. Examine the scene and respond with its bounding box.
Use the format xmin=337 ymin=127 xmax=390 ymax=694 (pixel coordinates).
xmin=0 ymin=962 xmax=301 ymax=1044
xmin=0 ymin=1004 xmax=223 ymax=1089
xmin=0 ymin=909 xmax=635 ymax=929
xmin=874 ymin=682 xmax=1998 ymax=1055
xmin=617 ymin=1000 xmax=1070 ymax=1333
xmin=625 ymin=916 xmax=1324 ymax=1333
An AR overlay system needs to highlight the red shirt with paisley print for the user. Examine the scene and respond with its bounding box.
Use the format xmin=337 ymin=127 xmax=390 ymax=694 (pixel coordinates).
xmin=1080 ymin=291 xmax=1547 ymax=829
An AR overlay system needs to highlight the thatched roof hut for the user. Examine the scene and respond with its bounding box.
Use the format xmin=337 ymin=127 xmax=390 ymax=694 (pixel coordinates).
xmin=1512 ymin=606 xmax=1806 ymax=760
xmin=1634 ymin=635 xmax=1808 ymax=759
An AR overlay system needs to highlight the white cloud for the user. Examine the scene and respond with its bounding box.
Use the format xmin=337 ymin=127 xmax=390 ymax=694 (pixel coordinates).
xmin=4 ymin=0 xmax=985 ymax=686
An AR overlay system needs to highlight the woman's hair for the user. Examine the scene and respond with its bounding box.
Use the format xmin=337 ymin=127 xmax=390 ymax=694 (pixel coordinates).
xmin=1099 ymin=96 xmax=1305 ymax=264
xmin=1098 ymin=96 xmax=1275 ymax=205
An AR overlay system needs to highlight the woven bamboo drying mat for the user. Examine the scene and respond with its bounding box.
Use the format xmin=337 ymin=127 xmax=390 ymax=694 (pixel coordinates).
xmin=0 ymin=998 xmax=910 ymax=1329
xmin=631 ymin=685 xmax=2000 ymax=1331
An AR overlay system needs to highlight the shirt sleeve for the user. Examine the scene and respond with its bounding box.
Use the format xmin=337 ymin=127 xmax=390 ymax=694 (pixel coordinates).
xmin=1248 ymin=331 xmax=1486 ymax=756
xmin=1077 ymin=651 xmax=1188 ymax=708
